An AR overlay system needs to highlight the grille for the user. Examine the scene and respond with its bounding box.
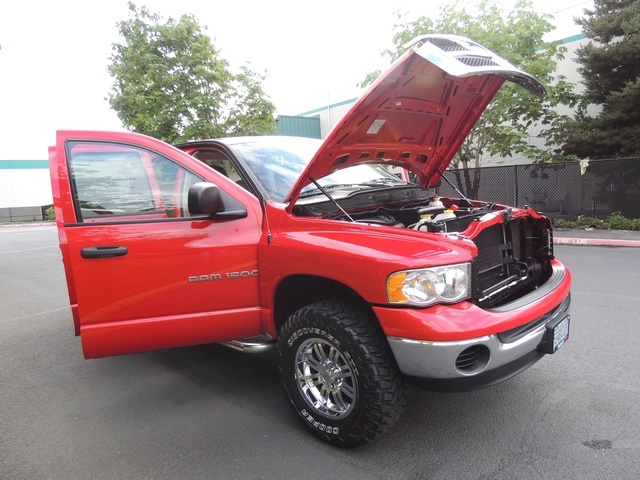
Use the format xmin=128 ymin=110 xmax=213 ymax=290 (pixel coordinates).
xmin=474 ymin=223 xmax=507 ymax=275
xmin=476 ymin=241 xmax=503 ymax=274
xmin=429 ymin=38 xmax=468 ymax=52
xmin=511 ymin=222 xmax=522 ymax=261
xmin=472 ymin=219 xmax=532 ymax=306
xmin=458 ymin=56 xmax=501 ymax=68
xmin=474 ymin=220 xmax=526 ymax=274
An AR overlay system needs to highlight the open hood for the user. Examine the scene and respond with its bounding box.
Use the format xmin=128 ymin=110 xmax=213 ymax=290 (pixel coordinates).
xmin=285 ymin=34 xmax=545 ymax=205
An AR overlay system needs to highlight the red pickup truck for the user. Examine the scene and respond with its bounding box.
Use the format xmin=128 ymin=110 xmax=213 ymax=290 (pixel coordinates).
xmin=49 ymin=35 xmax=571 ymax=447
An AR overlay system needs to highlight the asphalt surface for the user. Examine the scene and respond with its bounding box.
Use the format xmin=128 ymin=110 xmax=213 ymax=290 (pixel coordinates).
xmin=1 ymin=224 xmax=639 ymax=479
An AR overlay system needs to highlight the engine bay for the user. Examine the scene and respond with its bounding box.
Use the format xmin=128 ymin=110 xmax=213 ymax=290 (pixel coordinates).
xmin=293 ymin=186 xmax=555 ymax=308
xmin=293 ymin=186 xmax=503 ymax=234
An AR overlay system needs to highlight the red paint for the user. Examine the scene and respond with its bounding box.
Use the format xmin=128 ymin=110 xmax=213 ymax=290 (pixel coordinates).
xmin=374 ymin=260 xmax=572 ymax=342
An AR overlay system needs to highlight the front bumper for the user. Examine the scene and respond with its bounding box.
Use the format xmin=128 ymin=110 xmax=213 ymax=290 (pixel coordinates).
xmin=376 ymin=261 xmax=571 ymax=392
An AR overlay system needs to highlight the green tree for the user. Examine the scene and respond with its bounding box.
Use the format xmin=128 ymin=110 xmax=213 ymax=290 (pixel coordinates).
xmin=224 ymin=65 xmax=279 ymax=136
xmin=362 ymin=0 xmax=576 ymax=197
xmin=564 ymin=0 xmax=640 ymax=158
xmin=108 ymin=2 xmax=276 ymax=143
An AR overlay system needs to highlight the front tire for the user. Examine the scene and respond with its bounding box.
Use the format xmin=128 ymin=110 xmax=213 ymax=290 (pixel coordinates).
xmin=277 ymin=299 xmax=406 ymax=447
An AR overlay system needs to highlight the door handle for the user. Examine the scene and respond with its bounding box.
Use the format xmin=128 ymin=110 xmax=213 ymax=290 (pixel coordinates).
xmin=81 ymin=246 xmax=128 ymax=259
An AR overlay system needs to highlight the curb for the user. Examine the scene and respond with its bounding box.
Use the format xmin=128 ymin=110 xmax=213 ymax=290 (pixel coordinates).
xmin=554 ymin=237 xmax=640 ymax=248
xmin=0 ymin=222 xmax=52 ymax=228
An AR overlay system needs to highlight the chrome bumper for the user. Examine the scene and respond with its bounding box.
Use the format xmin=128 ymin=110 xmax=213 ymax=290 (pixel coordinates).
xmin=387 ymin=290 xmax=571 ymax=392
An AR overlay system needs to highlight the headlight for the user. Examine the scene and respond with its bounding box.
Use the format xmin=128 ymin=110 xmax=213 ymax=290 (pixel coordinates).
xmin=387 ymin=263 xmax=472 ymax=306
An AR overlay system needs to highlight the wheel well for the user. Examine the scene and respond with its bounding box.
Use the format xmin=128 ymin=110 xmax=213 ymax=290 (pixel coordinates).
xmin=273 ymin=275 xmax=365 ymax=333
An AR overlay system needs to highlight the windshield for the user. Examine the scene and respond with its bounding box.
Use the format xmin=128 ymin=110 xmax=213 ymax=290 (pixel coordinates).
xmin=299 ymin=164 xmax=405 ymax=197
xmin=227 ymin=137 xmax=406 ymax=202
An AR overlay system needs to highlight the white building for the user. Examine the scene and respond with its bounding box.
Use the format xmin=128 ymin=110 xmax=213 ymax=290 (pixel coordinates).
xmin=0 ymin=160 xmax=53 ymax=221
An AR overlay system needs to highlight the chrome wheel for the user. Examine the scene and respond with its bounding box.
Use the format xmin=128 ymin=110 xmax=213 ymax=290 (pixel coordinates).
xmin=278 ymin=299 xmax=406 ymax=446
xmin=295 ymin=338 xmax=357 ymax=419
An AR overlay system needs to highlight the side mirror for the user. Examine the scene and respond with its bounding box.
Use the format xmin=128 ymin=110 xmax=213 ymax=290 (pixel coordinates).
xmin=188 ymin=182 xmax=225 ymax=216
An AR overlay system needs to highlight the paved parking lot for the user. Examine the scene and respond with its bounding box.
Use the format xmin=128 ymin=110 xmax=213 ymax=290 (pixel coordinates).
xmin=1 ymin=224 xmax=639 ymax=479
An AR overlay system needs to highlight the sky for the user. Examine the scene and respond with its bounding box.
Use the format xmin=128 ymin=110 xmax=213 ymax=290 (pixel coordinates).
xmin=0 ymin=0 xmax=592 ymax=160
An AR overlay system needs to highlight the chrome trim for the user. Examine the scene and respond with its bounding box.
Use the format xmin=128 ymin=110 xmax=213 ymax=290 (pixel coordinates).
xmin=387 ymin=292 xmax=570 ymax=379
xmin=220 ymin=339 xmax=276 ymax=353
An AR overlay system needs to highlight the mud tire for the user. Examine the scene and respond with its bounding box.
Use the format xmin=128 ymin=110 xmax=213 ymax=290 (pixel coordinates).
xmin=277 ymin=299 xmax=406 ymax=447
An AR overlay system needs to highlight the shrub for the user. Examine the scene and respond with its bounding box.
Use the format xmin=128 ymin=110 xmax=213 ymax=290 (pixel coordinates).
xmin=608 ymin=212 xmax=633 ymax=230
xmin=552 ymin=212 xmax=640 ymax=230
xmin=552 ymin=218 xmax=575 ymax=228
xmin=45 ymin=206 xmax=55 ymax=222
xmin=575 ymin=216 xmax=608 ymax=229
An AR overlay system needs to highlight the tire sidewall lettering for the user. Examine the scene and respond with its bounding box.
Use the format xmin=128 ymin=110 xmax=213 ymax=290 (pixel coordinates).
xmin=287 ymin=327 xmax=340 ymax=348
xmin=301 ymin=409 xmax=340 ymax=435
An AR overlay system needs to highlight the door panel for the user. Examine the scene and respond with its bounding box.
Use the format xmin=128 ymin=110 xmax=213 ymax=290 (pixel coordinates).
xmin=51 ymin=131 xmax=263 ymax=358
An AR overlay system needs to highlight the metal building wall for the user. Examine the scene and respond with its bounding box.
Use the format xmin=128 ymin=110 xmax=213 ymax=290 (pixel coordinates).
xmin=276 ymin=115 xmax=321 ymax=139
xmin=296 ymin=98 xmax=359 ymax=138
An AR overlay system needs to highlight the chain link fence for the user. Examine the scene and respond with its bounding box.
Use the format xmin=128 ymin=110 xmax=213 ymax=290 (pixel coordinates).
xmin=437 ymin=158 xmax=640 ymax=220
xmin=4 ymin=159 xmax=639 ymax=223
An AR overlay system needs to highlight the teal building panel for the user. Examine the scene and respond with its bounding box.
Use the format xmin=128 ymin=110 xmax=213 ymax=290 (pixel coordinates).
xmin=276 ymin=115 xmax=321 ymax=139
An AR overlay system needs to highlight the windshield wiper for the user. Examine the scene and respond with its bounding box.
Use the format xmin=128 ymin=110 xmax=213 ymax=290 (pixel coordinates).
xmin=300 ymin=183 xmax=360 ymax=197
xmin=364 ymin=177 xmax=407 ymax=185
xmin=300 ymin=181 xmax=402 ymax=198
xmin=324 ymin=183 xmax=380 ymax=189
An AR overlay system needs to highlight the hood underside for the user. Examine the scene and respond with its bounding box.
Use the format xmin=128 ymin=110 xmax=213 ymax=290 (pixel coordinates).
xmin=285 ymin=34 xmax=546 ymax=205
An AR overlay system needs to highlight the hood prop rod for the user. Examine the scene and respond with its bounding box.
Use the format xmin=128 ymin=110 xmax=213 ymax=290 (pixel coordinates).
xmin=436 ymin=168 xmax=473 ymax=207
xmin=310 ymin=177 xmax=355 ymax=222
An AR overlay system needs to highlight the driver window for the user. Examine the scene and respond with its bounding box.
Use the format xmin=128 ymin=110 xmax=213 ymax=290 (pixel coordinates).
xmin=68 ymin=141 xmax=202 ymax=222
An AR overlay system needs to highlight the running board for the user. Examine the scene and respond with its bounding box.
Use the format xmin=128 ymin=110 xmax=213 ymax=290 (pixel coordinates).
xmin=220 ymin=338 xmax=276 ymax=353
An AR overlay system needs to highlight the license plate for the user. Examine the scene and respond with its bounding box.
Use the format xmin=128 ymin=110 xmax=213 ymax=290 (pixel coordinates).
xmin=538 ymin=314 xmax=570 ymax=354
xmin=552 ymin=315 xmax=570 ymax=352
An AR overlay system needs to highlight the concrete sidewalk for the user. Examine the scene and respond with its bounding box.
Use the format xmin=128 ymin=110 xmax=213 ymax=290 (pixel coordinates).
xmin=554 ymin=228 xmax=640 ymax=247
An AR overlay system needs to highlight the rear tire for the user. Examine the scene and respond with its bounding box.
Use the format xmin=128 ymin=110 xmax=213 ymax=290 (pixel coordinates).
xmin=277 ymin=299 xmax=406 ymax=447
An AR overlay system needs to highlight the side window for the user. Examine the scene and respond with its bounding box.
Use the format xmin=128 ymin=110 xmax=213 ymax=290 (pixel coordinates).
xmin=192 ymin=150 xmax=243 ymax=183
xmin=67 ymin=141 xmax=203 ymax=222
